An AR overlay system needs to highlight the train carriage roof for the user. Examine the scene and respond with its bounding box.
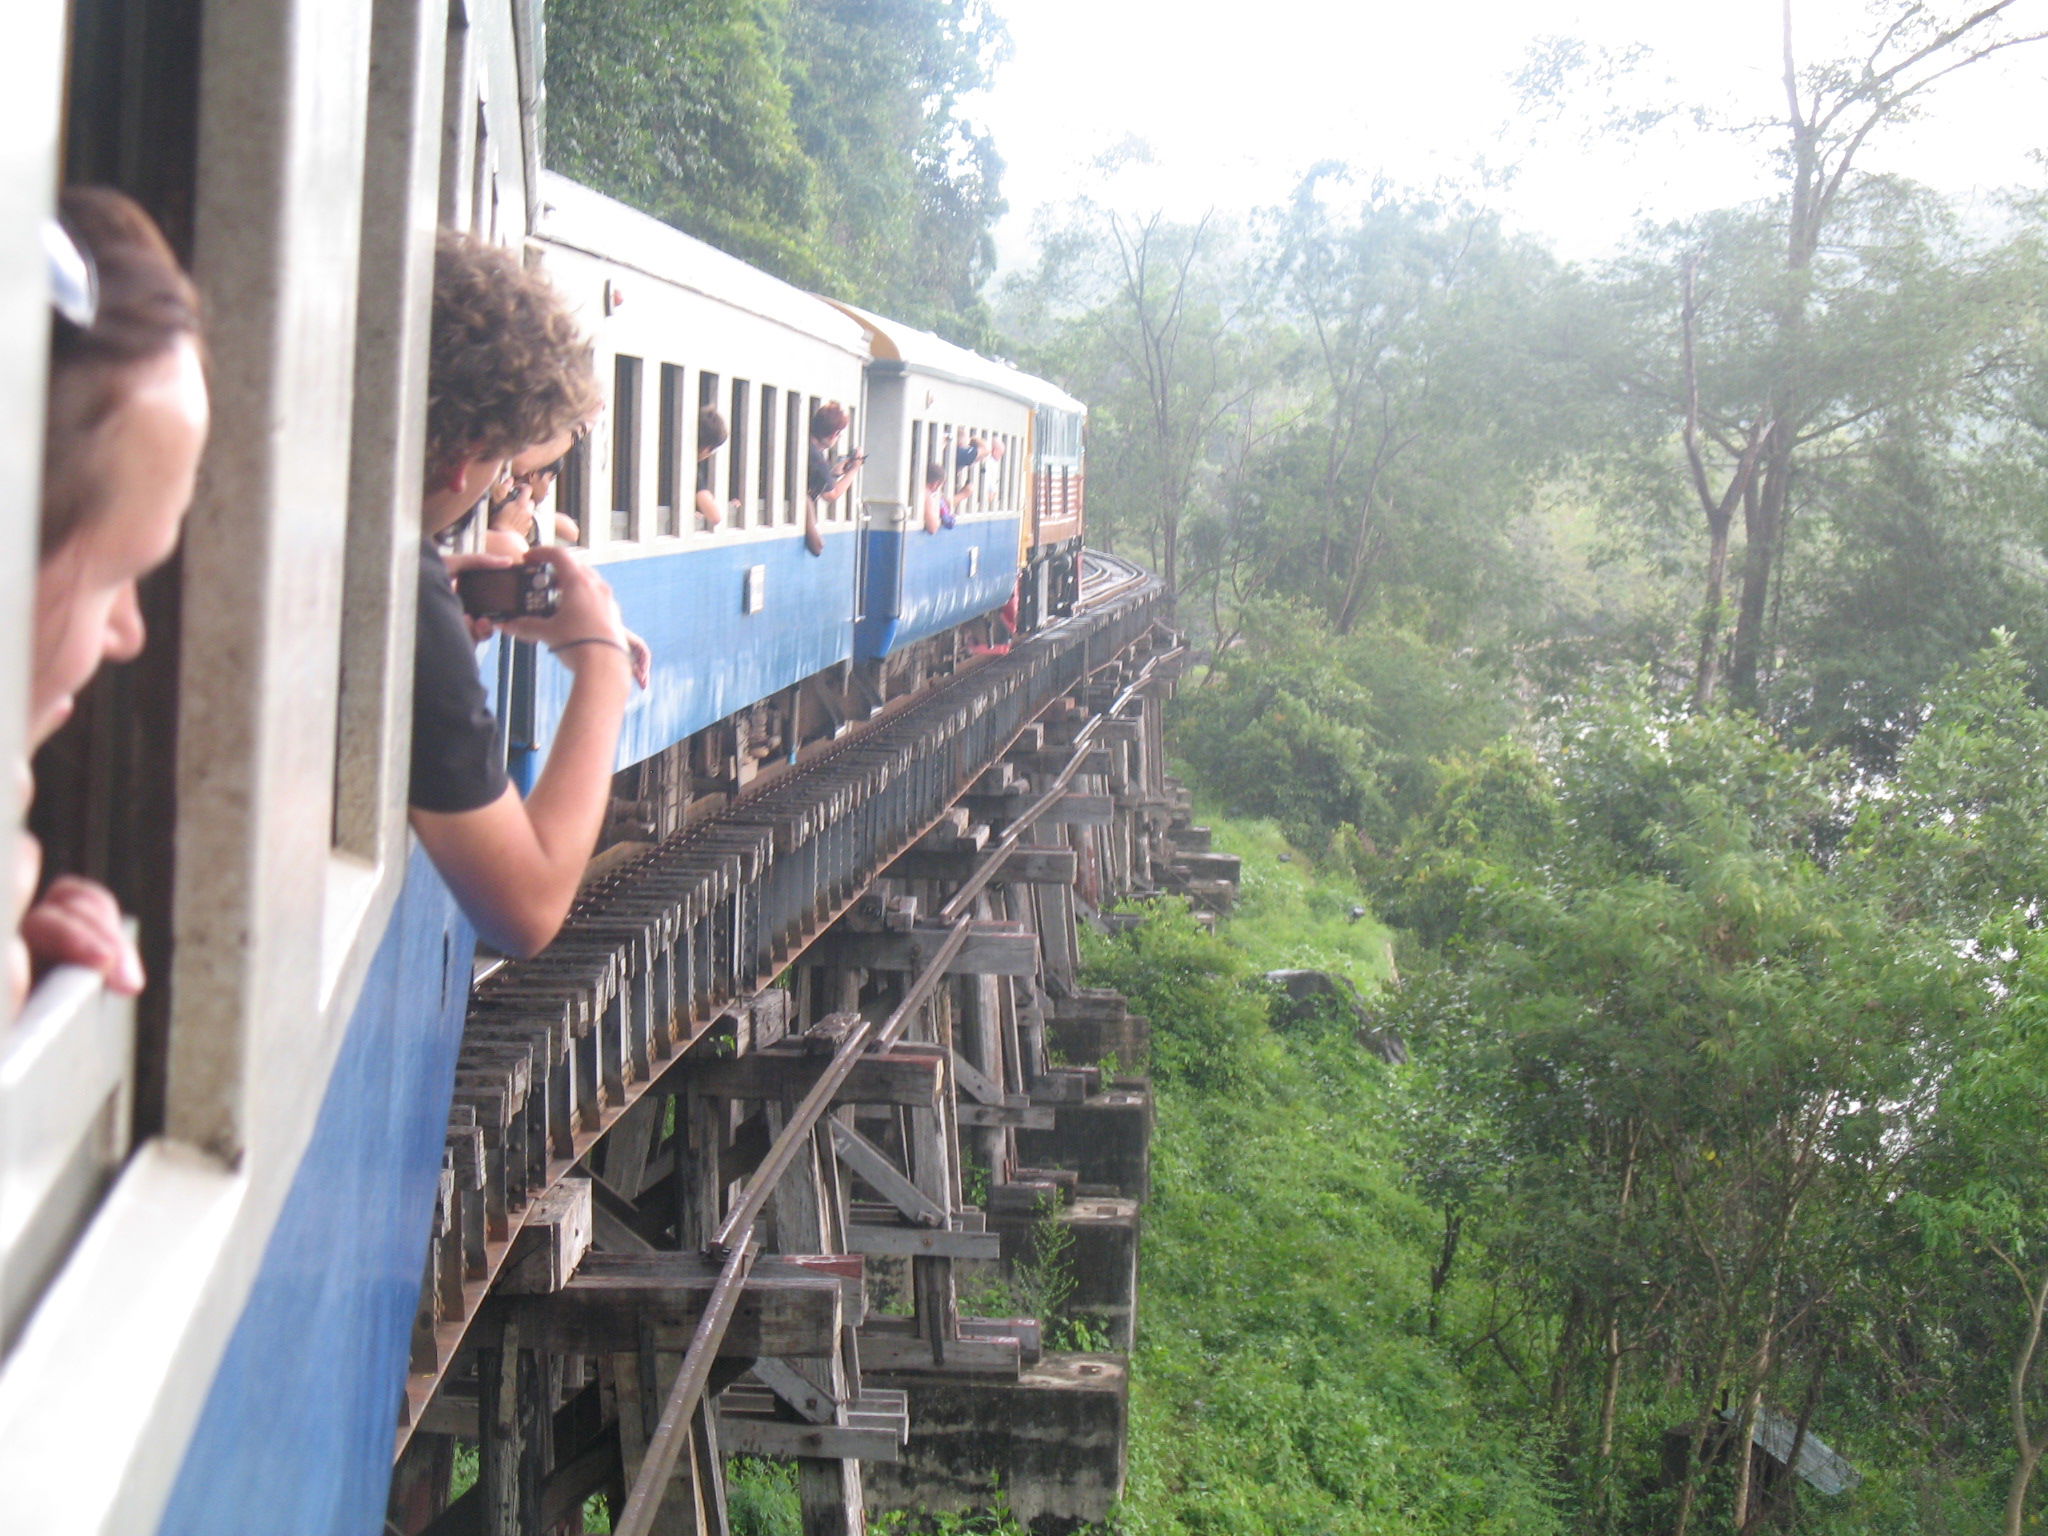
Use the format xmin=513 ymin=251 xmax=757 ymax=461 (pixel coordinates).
xmin=818 ymin=299 xmax=1086 ymax=417
xmin=535 ymin=172 xmax=869 ymax=359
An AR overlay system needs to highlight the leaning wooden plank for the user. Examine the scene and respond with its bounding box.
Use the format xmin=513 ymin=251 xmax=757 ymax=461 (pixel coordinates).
xmin=828 ymin=1121 xmax=946 ymax=1228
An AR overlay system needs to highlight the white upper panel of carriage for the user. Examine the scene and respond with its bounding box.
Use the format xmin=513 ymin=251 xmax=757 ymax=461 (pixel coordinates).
xmin=535 ymin=172 xmax=869 ymax=361
xmin=820 ymin=299 xmax=1085 ymax=416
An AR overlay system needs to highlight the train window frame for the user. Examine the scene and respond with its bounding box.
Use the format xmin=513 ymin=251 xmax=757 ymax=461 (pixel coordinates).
xmin=784 ymin=390 xmax=803 ymax=525
xmin=756 ymin=383 xmax=777 ymax=527
xmin=610 ymin=353 xmax=642 ymax=544
xmin=656 ymin=361 xmax=683 ymax=538
xmin=728 ymin=379 xmax=751 ymax=531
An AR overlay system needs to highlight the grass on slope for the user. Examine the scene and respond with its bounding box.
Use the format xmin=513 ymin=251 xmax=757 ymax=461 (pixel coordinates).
xmin=1086 ymin=810 xmax=1563 ymax=1536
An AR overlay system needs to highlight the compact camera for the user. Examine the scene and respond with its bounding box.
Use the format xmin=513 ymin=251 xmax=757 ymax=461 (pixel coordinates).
xmin=456 ymin=562 xmax=561 ymax=621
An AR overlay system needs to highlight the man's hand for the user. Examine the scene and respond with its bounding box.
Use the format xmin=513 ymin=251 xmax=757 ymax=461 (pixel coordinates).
xmin=499 ymin=546 xmax=630 ymax=661
xmin=439 ymin=549 xmax=518 ymax=642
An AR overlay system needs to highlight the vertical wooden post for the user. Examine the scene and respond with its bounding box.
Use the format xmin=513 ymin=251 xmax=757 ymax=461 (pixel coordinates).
xmin=478 ymin=1317 xmax=547 ymax=1536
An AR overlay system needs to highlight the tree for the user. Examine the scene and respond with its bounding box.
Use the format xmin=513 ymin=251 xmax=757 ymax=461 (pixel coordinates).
xmin=1000 ymin=202 xmax=1273 ymax=594
xmin=1267 ymin=172 xmax=1571 ymax=638
xmin=544 ymin=0 xmax=1009 ymax=337
xmin=1552 ymin=2 xmax=2048 ymax=708
xmin=1382 ymin=686 xmax=1965 ymax=1533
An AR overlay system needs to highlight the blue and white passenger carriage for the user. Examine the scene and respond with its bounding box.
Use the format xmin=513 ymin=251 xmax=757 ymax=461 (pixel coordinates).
xmin=1 ymin=0 xmax=1124 ymax=1532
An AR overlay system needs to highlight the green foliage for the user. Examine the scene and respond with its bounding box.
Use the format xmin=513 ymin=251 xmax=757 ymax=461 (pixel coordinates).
xmin=728 ymin=1457 xmax=800 ymax=1536
xmin=1087 ymin=877 xmax=1564 ymax=1535
xmin=546 ymin=0 xmax=1007 ymax=338
xmin=1173 ymin=602 xmax=1514 ymax=850
xmin=1079 ymin=898 xmax=1276 ymax=1094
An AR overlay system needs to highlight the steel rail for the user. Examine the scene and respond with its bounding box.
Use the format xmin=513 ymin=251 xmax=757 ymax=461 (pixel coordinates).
xmin=936 ymin=638 xmax=1184 ymax=925
xmin=706 ymin=919 xmax=971 ymax=1260
xmin=556 ymin=554 xmax=1166 ymax=1526
xmin=620 ymin=916 xmax=973 ymax=1530
xmin=608 ymin=1239 xmax=758 ymax=1536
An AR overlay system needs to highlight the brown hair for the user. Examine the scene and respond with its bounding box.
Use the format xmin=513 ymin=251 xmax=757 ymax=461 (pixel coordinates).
xmin=698 ymin=406 xmax=729 ymax=453
xmin=810 ymin=401 xmax=849 ymax=439
xmin=426 ymin=232 xmax=601 ymax=484
xmin=42 ymin=187 xmax=205 ymax=555
xmin=925 ymin=462 xmax=946 ymax=487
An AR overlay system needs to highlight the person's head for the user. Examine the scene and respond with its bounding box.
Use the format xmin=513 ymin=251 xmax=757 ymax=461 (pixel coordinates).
xmin=36 ymin=187 xmax=208 ymax=749
xmin=697 ymin=407 xmax=728 ymax=463
xmin=810 ymin=402 xmax=849 ymax=443
xmin=925 ymin=462 xmax=946 ymax=489
xmin=511 ymin=426 xmax=578 ymax=501
xmin=425 ymin=232 xmax=600 ymax=530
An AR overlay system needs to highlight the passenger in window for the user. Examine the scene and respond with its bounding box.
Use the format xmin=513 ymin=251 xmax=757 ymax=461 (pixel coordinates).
xmin=18 ymin=189 xmax=209 ymax=1008
xmin=921 ymin=462 xmax=955 ymax=534
xmin=414 ymin=232 xmax=637 ymax=960
xmin=486 ymin=428 xmax=584 ymax=554
xmin=694 ymin=407 xmax=736 ymax=531
xmin=805 ymin=401 xmax=862 ymax=558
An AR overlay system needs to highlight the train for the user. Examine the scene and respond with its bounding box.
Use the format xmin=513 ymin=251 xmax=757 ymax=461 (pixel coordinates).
xmin=0 ymin=2 xmax=1097 ymax=1531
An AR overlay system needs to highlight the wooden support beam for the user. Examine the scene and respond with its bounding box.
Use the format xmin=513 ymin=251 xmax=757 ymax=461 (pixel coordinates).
xmin=807 ymin=923 xmax=1037 ymax=977
xmin=854 ymin=1326 xmax=1022 ymax=1375
xmin=955 ymin=1102 xmax=1055 ymax=1131
xmin=499 ymin=1178 xmax=592 ymax=1295
xmin=747 ymin=1357 xmax=838 ymax=1425
xmin=944 ymin=1047 xmax=1005 ymax=1107
xmin=496 ymin=1254 xmax=842 ymax=1357
xmin=717 ymin=1418 xmax=905 ymax=1463
xmin=828 ymin=1120 xmax=946 ymax=1228
xmin=883 ymin=848 xmax=1078 ymax=886
xmin=678 ymin=1044 xmax=944 ymax=1108
xmin=844 ymin=1223 xmax=1002 ymax=1260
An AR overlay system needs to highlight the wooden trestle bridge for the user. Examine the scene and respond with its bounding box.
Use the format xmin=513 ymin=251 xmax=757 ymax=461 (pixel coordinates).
xmin=384 ymin=558 xmax=1242 ymax=1535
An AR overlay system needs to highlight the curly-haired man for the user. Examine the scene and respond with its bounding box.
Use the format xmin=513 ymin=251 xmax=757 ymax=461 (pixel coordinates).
xmin=410 ymin=231 xmax=627 ymax=958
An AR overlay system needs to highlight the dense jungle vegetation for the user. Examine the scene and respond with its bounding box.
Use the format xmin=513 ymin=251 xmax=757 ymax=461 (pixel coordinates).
xmin=1022 ymin=5 xmax=2048 ymax=1531
xmin=545 ymin=2 xmax=2048 ymax=1529
xmin=545 ymin=0 xmax=1007 ymax=344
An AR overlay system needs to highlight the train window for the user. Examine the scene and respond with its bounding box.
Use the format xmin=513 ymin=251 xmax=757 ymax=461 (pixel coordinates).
xmin=656 ymin=363 xmax=683 ymax=538
xmin=908 ymin=421 xmax=924 ymax=507
xmin=784 ymin=390 xmax=803 ymax=524
xmin=806 ymin=395 xmax=821 ymax=516
xmin=559 ymin=433 xmax=590 ymax=545
xmin=697 ymin=371 xmax=722 ymax=522
xmin=611 ymin=355 xmax=642 ymax=543
xmin=757 ymin=385 xmax=777 ymax=526
xmin=728 ymin=380 xmax=751 ymax=531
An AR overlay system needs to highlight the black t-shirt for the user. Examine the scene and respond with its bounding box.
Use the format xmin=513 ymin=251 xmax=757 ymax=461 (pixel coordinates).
xmin=808 ymin=440 xmax=833 ymax=501
xmin=409 ymin=538 xmax=510 ymax=814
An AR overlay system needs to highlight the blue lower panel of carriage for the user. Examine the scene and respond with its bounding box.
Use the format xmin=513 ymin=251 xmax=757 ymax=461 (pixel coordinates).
xmin=159 ymin=848 xmax=475 ymax=1536
xmin=857 ymin=513 xmax=1021 ymax=660
xmin=532 ymin=527 xmax=858 ymax=772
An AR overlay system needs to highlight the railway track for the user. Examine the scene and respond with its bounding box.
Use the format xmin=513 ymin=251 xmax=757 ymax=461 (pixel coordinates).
xmin=399 ymin=555 xmax=1172 ymax=1446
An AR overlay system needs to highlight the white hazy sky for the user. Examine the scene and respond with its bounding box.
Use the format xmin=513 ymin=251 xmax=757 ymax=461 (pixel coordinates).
xmin=972 ymin=0 xmax=2048 ymax=266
